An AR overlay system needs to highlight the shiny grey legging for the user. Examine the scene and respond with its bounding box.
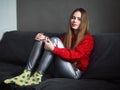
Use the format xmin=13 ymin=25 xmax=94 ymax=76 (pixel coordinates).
xmin=26 ymin=37 xmax=81 ymax=79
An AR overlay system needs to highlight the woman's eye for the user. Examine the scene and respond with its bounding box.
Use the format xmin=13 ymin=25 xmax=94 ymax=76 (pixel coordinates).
xmin=71 ymin=16 xmax=75 ymax=19
xmin=71 ymin=16 xmax=81 ymax=21
xmin=78 ymin=17 xmax=81 ymax=21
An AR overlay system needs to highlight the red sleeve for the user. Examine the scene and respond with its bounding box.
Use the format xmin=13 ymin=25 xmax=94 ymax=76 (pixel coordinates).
xmin=52 ymin=34 xmax=94 ymax=62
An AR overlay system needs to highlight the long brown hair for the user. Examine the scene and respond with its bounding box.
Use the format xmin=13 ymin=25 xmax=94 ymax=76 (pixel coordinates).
xmin=63 ymin=8 xmax=89 ymax=49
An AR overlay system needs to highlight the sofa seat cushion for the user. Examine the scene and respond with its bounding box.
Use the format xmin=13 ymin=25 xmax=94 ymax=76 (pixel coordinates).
xmin=34 ymin=78 xmax=120 ymax=90
xmin=0 ymin=62 xmax=24 ymax=83
xmin=3 ymin=78 xmax=119 ymax=90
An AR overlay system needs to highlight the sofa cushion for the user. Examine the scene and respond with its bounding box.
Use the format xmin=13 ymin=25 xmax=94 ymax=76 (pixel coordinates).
xmin=0 ymin=31 xmax=64 ymax=65
xmin=34 ymin=78 xmax=119 ymax=90
xmin=4 ymin=78 xmax=119 ymax=90
xmin=0 ymin=62 xmax=23 ymax=83
xmin=82 ymin=33 xmax=120 ymax=80
xmin=0 ymin=31 xmax=36 ymax=65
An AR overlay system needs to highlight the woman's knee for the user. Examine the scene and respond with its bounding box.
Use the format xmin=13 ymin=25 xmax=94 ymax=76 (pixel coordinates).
xmin=50 ymin=37 xmax=60 ymax=43
xmin=50 ymin=37 xmax=64 ymax=48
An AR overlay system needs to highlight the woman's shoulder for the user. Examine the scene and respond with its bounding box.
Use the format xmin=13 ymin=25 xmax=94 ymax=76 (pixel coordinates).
xmin=82 ymin=33 xmax=95 ymax=44
xmin=85 ymin=33 xmax=94 ymax=39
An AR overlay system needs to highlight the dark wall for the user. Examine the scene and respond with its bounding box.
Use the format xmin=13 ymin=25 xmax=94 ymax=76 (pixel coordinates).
xmin=17 ymin=0 xmax=120 ymax=33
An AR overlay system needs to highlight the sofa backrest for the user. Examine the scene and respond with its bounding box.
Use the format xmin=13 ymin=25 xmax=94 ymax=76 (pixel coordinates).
xmin=82 ymin=33 xmax=120 ymax=80
xmin=0 ymin=31 xmax=64 ymax=66
xmin=0 ymin=31 xmax=120 ymax=80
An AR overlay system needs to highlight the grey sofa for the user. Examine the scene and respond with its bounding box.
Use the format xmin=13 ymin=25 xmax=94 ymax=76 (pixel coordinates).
xmin=0 ymin=31 xmax=120 ymax=90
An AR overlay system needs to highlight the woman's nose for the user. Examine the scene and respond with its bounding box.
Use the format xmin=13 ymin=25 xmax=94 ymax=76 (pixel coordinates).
xmin=73 ymin=18 xmax=77 ymax=22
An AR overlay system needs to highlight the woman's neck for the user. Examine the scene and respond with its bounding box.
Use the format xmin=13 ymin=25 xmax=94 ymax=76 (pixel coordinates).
xmin=73 ymin=30 xmax=78 ymax=35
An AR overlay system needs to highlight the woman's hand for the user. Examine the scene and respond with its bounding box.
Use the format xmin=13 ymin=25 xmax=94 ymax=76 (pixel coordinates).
xmin=35 ymin=33 xmax=46 ymax=41
xmin=44 ymin=38 xmax=55 ymax=51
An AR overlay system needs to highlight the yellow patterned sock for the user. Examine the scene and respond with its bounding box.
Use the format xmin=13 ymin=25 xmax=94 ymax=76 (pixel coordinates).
xmin=24 ymin=71 xmax=43 ymax=86
xmin=4 ymin=69 xmax=31 ymax=86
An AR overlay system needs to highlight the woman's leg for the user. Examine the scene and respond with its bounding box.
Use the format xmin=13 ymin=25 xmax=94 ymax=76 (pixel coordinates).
xmin=26 ymin=41 xmax=44 ymax=71
xmin=52 ymin=37 xmax=81 ymax=79
xmin=36 ymin=50 xmax=54 ymax=74
xmin=24 ymin=38 xmax=55 ymax=86
xmin=55 ymin=57 xmax=81 ymax=79
xmin=4 ymin=41 xmax=44 ymax=86
xmin=19 ymin=37 xmax=81 ymax=86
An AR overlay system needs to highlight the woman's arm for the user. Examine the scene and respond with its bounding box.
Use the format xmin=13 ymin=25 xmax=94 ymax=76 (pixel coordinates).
xmin=53 ymin=35 xmax=94 ymax=62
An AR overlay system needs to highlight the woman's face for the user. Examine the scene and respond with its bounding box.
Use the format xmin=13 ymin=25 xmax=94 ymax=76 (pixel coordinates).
xmin=70 ymin=11 xmax=81 ymax=30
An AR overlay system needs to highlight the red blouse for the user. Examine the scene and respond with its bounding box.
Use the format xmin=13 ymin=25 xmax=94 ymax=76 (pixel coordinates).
xmin=52 ymin=33 xmax=94 ymax=73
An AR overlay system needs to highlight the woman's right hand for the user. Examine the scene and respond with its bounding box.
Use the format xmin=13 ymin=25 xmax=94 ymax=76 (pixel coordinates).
xmin=35 ymin=33 xmax=46 ymax=41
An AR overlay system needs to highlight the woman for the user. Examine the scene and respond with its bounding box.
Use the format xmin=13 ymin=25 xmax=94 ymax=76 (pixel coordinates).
xmin=4 ymin=8 xmax=94 ymax=86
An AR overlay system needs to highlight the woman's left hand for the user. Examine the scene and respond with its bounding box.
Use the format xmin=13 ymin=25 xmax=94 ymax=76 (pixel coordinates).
xmin=44 ymin=38 xmax=55 ymax=51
